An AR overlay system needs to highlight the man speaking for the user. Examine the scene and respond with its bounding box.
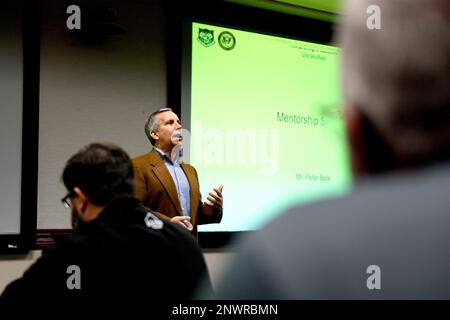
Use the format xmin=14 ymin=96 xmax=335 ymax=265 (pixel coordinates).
xmin=133 ymin=108 xmax=223 ymax=237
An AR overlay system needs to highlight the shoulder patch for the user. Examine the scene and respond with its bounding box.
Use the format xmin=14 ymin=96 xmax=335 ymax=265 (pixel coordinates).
xmin=144 ymin=212 xmax=163 ymax=230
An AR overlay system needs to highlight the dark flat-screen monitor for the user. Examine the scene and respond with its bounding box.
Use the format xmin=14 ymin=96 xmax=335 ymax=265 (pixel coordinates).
xmin=180 ymin=13 xmax=352 ymax=247
xmin=0 ymin=0 xmax=39 ymax=254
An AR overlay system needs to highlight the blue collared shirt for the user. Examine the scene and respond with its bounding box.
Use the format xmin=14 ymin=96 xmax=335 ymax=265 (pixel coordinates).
xmin=154 ymin=147 xmax=191 ymax=216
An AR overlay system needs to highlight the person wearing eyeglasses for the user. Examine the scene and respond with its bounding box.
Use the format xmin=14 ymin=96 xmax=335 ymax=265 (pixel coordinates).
xmin=1 ymin=142 xmax=213 ymax=311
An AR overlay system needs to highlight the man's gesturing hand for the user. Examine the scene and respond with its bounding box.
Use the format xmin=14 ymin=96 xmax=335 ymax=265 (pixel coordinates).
xmin=206 ymin=184 xmax=223 ymax=212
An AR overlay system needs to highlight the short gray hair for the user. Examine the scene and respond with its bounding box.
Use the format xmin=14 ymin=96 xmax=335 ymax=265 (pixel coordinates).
xmin=338 ymin=0 xmax=450 ymax=162
xmin=144 ymin=108 xmax=173 ymax=145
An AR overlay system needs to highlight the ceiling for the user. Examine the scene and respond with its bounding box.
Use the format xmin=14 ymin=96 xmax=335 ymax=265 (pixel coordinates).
xmin=224 ymin=0 xmax=342 ymax=22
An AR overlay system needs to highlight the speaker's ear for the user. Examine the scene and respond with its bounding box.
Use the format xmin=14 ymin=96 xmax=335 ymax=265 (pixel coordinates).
xmin=72 ymin=0 xmax=125 ymax=45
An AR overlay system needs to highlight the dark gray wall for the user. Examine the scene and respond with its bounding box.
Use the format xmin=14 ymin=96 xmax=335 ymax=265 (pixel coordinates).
xmin=0 ymin=0 xmax=23 ymax=234
xmin=38 ymin=0 xmax=167 ymax=228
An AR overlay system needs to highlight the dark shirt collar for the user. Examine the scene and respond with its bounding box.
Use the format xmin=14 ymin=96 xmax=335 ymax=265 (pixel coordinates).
xmin=153 ymin=147 xmax=172 ymax=163
xmin=153 ymin=147 xmax=182 ymax=165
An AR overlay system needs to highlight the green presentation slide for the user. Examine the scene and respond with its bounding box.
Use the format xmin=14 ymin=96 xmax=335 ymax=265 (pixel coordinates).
xmin=188 ymin=22 xmax=352 ymax=232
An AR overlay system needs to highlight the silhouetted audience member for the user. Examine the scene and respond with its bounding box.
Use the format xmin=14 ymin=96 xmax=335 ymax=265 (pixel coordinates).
xmin=1 ymin=142 xmax=212 ymax=312
xmin=214 ymin=0 xmax=450 ymax=299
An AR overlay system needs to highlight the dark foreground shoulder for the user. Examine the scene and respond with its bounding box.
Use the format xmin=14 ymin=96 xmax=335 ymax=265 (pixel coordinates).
xmin=89 ymin=199 xmax=212 ymax=300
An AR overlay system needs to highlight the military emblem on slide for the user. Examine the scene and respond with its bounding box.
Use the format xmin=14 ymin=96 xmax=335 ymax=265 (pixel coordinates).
xmin=198 ymin=28 xmax=215 ymax=47
xmin=218 ymin=31 xmax=236 ymax=50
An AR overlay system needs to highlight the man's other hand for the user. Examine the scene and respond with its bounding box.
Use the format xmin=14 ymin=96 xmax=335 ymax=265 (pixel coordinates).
xmin=170 ymin=216 xmax=193 ymax=231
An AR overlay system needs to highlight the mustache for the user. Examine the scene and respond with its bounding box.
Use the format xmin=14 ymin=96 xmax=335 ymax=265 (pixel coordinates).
xmin=172 ymin=131 xmax=183 ymax=140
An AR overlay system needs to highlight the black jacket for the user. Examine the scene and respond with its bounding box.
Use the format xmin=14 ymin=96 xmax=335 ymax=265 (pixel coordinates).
xmin=1 ymin=197 xmax=212 ymax=312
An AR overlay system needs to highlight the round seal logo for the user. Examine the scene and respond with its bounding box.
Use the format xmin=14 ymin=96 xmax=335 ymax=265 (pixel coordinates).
xmin=218 ymin=31 xmax=236 ymax=50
